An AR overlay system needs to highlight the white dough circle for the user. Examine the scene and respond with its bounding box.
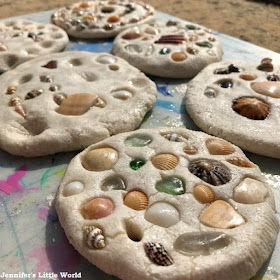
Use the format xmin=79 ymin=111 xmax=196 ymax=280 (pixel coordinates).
xmin=0 ymin=51 xmax=157 ymax=157
xmin=112 ymin=20 xmax=223 ymax=78
xmin=56 ymin=127 xmax=279 ymax=280
xmin=0 ymin=19 xmax=69 ymax=72
xmin=185 ymin=58 xmax=280 ymax=158
xmin=51 ymin=0 xmax=156 ymax=39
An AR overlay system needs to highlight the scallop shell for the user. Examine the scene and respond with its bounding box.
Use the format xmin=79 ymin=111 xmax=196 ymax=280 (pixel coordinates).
xmin=161 ymin=133 xmax=188 ymax=143
xmin=6 ymin=86 xmax=17 ymax=95
xmin=200 ymin=200 xmax=246 ymax=229
xmin=84 ymin=225 xmax=105 ymax=249
xmin=206 ymin=138 xmax=235 ymax=155
xmin=82 ymin=147 xmax=118 ymax=171
xmin=151 ymin=154 xmax=178 ymax=170
xmin=183 ymin=145 xmax=198 ymax=155
xmin=188 ymin=159 xmax=231 ymax=186
xmin=193 ymin=184 xmax=215 ymax=204
xmin=55 ymin=93 xmax=99 ymax=115
xmin=227 ymin=157 xmax=253 ymax=168
xmin=232 ymin=97 xmax=270 ymax=120
xmin=251 ymin=81 xmax=280 ymax=99
xmin=257 ymin=57 xmax=273 ymax=72
xmin=123 ymin=190 xmax=148 ymax=210
xmin=144 ymin=242 xmax=173 ymax=266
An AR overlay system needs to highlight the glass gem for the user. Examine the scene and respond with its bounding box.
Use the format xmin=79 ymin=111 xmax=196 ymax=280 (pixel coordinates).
xmin=218 ymin=80 xmax=233 ymax=88
xmin=101 ymin=176 xmax=126 ymax=191
xmin=195 ymin=41 xmax=213 ymax=48
xmin=159 ymin=47 xmax=171 ymax=55
xmin=155 ymin=177 xmax=185 ymax=195
xmin=204 ymin=88 xmax=217 ymax=97
xmin=130 ymin=159 xmax=146 ymax=170
xmin=125 ymin=135 xmax=152 ymax=147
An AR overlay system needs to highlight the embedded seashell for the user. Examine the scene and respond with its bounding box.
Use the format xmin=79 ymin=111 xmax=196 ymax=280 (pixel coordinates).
xmin=144 ymin=202 xmax=180 ymax=228
xmin=161 ymin=133 xmax=188 ymax=143
xmin=6 ymin=86 xmax=17 ymax=95
xmin=214 ymin=64 xmax=239 ymax=74
xmin=188 ymin=159 xmax=231 ymax=186
xmin=79 ymin=2 xmax=92 ymax=8
xmin=174 ymin=232 xmax=230 ymax=256
xmin=55 ymin=93 xmax=99 ymax=115
xmin=186 ymin=24 xmax=200 ymax=30
xmin=107 ymin=15 xmax=120 ymax=23
xmin=112 ymin=90 xmax=133 ymax=100
xmin=103 ymin=23 xmax=114 ymax=31
xmin=204 ymin=88 xmax=217 ymax=98
xmin=188 ymin=35 xmax=199 ymax=42
xmin=187 ymin=47 xmax=199 ymax=55
xmin=0 ymin=43 xmax=8 ymax=51
xmin=82 ymin=15 xmax=95 ymax=23
xmin=267 ymin=74 xmax=280 ymax=81
xmin=144 ymin=26 xmax=159 ymax=35
xmin=193 ymin=184 xmax=215 ymax=204
xmin=42 ymin=60 xmax=57 ymax=69
xmin=144 ymin=242 xmax=173 ymax=266
xmin=95 ymin=97 xmax=106 ymax=108
xmin=155 ymin=34 xmax=185 ymax=44
xmin=123 ymin=190 xmax=148 ymax=210
xmin=239 ymin=72 xmax=257 ymax=81
xmin=124 ymin=135 xmax=152 ymax=147
xmin=233 ymin=178 xmax=267 ymax=204
xmin=218 ymin=79 xmax=233 ymax=88
xmin=257 ymin=57 xmax=273 ymax=72
xmin=200 ymin=200 xmax=246 ymax=229
xmin=14 ymin=105 xmax=26 ymax=117
xmin=81 ymin=197 xmax=114 ymax=219
xmin=227 ymin=157 xmax=253 ymax=168
xmin=49 ymin=84 xmax=59 ymax=91
xmin=25 ymin=89 xmax=43 ymax=100
xmin=124 ymin=44 xmax=142 ymax=53
xmin=84 ymin=225 xmax=105 ymax=249
xmin=122 ymin=30 xmax=142 ymax=40
xmin=155 ymin=177 xmax=185 ymax=195
xmin=251 ymin=81 xmax=280 ymax=98
xmin=172 ymin=52 xmax=187 ymax=62
xmin=96 ymin=55 xmax=116 ymax=64
xmin=9 ymin=97 xmax=26 ymax=117
xmin=232 ymin=97 xmax=270 ymax=120
xmin=195 ymin=41 xmax=213 ymax=48
xmin=53 ymin=92 xmax=67 ymax=105
xmin=166 ymin=20 xmax=178 ymax=26
xmin=101 ymin=6 xmax=115 ymax=13
xmin=101 ymin=176 xmax=126 ymax=191
xmin=151 ymin=154 xmax=178 ymax=170
xmin=183 ymin=145 xmax=198 ymax=155
xmin=82 ymin=147 xmax=118 ymax=171
xmin=206 ymin=138 xmax=235 ymax=155
xmin=64 ymin=181 xmax=84 ymax=196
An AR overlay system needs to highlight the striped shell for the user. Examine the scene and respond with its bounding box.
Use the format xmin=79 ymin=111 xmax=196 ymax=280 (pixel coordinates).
xmin=151 ymin=154 xmax=178 ymax=170
xmin=227 ymin=157 xmax=253 ymax=168
xmin=193 ymin=184 xmax=215 ymax=204
xmin=144 ymin=242 xmax=173 ymax=266
xmin=183 ymin=145 xmax=198 ymax=155
xmin=25 ymin=89 xmax=43 ymax=100
xmin=206 ymin=138 xmax=235 ymax=155
xmin=84 ymin=225 xmax=105 ymax=249
xmin=161 ymin=133 xmax=188 ymax=143
xmin=123 ymin=190 xmax=148 ymax=210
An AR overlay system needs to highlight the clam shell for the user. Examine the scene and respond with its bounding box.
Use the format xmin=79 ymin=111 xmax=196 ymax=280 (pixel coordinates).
xmin=183 ymin=145 xmax=198 ymax=155
xmin=81 ymin=197 xmax=114 ymax=219
xmin=227 ymin=157 xmax=253 ymax=168
xmin=123 ymin=190 xmax=148 ymax=210
xmin=84 ymin=225 xmax=105 ymax=249
xmin=151 ymin=153 xmax=178 ymax=170
xmin=82 ymin=147 xmax=118 ymax=171
xmin=251 ymin=81 xmax=280 ymax=99
xmin=193 ymin=184 xmax=215 ymax=204
xmin=206 ymin=138 xmax=235 ymax=155
xmin=144 ymin=242 xmax=173 ymax=266
xmin=200 ymin=200 xmax=246 ymax=229
xmin=239 ymin=72 xmax=257 ymax=81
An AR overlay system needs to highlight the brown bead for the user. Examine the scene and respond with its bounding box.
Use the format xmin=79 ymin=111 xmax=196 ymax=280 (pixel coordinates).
xmin=171 ymin=52 xmax=187 ymax=62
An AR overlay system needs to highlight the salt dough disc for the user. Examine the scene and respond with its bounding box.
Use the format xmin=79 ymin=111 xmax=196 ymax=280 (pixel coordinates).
xmin=185 ymin=58 xmax=280 ymax=158
xmin=56 ymin=127 xmax=279 ymax=280
xmin=112 ymin=20 xmax=223 ymax=78
xmin=0 ymin=19 xmax=69 ymax=73
xmin=0 ymin=51 xmax=157 ymax=157
xmin=51 ymin=0 xmax=155 ymax=39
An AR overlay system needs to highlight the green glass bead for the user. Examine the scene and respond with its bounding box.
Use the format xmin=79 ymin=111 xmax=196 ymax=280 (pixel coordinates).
xmin=186 ymin=24 xmax=200 ymax=30
xmin=124 ymin=135 xmax=152 ymax=147
xmin=195 ymin=41 xmax=213 ymax=48
xmin=159 ymin=47 xmax=171 ymax=55
xmin=156 ymin=177 xmax=185 ymax=195
xmin=130 ymin=159 xmax=146 ymax=170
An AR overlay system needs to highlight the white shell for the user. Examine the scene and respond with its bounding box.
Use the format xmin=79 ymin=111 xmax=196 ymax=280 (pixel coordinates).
xmin=63 ymin=181 xmax=84 ymax=196
xmin=112 ymin=90 xmax=133 ymax=100
xmin=96 ymin=55 xmax=117 ymax=64
xmin=144 ymin=201 xmax=180 ymax=228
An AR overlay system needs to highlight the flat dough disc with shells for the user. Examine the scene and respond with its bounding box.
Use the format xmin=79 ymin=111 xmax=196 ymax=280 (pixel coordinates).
xmin=112 ymin=20 xmax=223 ymax=78
xmin=0 ymin=19 xmax=69 ymax=72
xmin=0 ymin=51 xmax=157 ymax=157
xmin=56 ymin=127 xmax=279 ymax=280
xmin=51 ymin=0 xmax=155 ymax=39
xmin=186 ymin=58 xmax=280 ymax=158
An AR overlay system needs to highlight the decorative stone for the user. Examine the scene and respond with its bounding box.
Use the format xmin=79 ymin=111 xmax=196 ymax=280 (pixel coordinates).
xmin=122 ymin=30 xmax=142 ymax=40
xmin=112 ymin=90 xmax=133 ymax=100
xmin=123 ymin=190 xmax=148 ymax=210
xmin=239 ymin=72 xmax=257 ymax=81
xmin=195 ymin=41 xmax=213 ymax=48
xmin=206 ymin=138 xmax=235 ymax=155
xmin=233 ymin=178 xmax=267 ymax=204
xmin=6 ymin=86 xmax=17 ymax=95
xmin=204 ymin=88 xmax=217 ymax=98
xmin=200 ymin=200 xmax=246 ymax=229
xmin=171 ymin=52 xmax=187 ymax=62
xmin=125 ymin=44 xmax=142 ymax=53
xmin=107 ymin=15 xmax=120 ymax=23
xmin=124 ymin=135 xmax=152 ymax=147
xmin=155 ymin=177 xmax=185 ymax=195
xmin=42 ymin=60 xmax=57 ymax=69
xmin=144 ymin=26 xmax=159 ymax=35
xmin=144 ymin=201 xmax=180 ymax=227
xmin=144 ymin=242 xmax=173 ymax=266
xmin=101 ymin=176 xmax=126 ymax=191
xmin=174 ymin=231 xmax=230 ymax=256
xmin=193 ymin=184 xmax=215 ymax=204
xmin=251 ymin=81 xmax=280 ymax=98
xmin=257 ymin=57 xmax=273 ymax=72
xmin=96 ymin=55 xmax=117 ymax=64
xmin=130 ymin=159 xmax=146 ymax=170
xmin=218 ymin=80 xmax=233 ymax=88
xmin=64 ymin=181 xmax=84 ymax=196
xmin=214 ymin=64 xmax=239 ymax=74
xmin=159 ymin=47 xmax=171 ymax=55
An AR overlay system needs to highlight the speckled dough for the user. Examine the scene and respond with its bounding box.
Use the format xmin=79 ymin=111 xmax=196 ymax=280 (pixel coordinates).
xmin=56 ymin=127 xmax=279 ymax=280
xmin=186 ymin=59 xmax=280 ymax=158
xmin=51 ymin=0 xmax=155 ymax=39
xmin=0 ymin=51 xmax=157 ymax=157
xmin=112 ymin=21 xmax=223 ymax=78
xmin=0 ymin=19 xmax=68 ymax=72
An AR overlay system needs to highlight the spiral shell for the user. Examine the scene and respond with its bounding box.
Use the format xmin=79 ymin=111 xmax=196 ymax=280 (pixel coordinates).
xmin=206 ymin=138 xmax=235 ymax=155
xmin=6 ymin=86 xmax=17 ymax=95
xmin=161 ymin=133 xmax=188 ymax=143
xmin=9 ymin=97 xmax=26 ymax=117
xmin=53 ymin=92 xmax=67 ymax=105
xmin=123 ymin=190 xmax=148 ymax=210
xmin=151 ymin=153 xmax=178 ymax=170
xmin=25 ymin=89 xmax=43 ymax=100
xmin=144 ymin=242 xmax=173 ymax=266
xmin=84 ymin=225 xmax=105 ymax=249
xmin=227 ymin=157 xmax=253 ymax=168
xmin=193 ymin=184 xmax=215 ymax=204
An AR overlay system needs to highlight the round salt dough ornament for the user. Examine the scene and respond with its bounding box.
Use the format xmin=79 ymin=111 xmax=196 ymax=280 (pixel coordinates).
xmin=51 ymin=0 xmax=155 ymax=39
xmin=0 ymin=51 xmax=157 ymax=157
xmin=56 ymin=127 xmax=279 ymax=280
xmin=186 ymin=58 xmax=280 ymax=158
xmin=112 ymin=20 xmax=223 ymax=78
xmin=0 ymin=19 xmax=69 ymax=72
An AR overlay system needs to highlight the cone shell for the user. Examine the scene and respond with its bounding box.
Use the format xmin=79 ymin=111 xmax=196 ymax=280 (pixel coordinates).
xmin=144 ymin=242 xmax=173 ymax=266
xmin=206 ymin=138 xmax=235 ymax=155
xmin=227 ymin=157 xmax=253 ymax=168
xmin=151 ymin=154 xmax=178 ymax=170
xmin=193 ymin=185 xmax=215 ymax=204
xmin=200 ymin=200 xmax=246 ymax=229
xmin=183 ymin=145 xmax=198 ymax=155
xmin=55 ymin=93 xmax=99 ymax=115
xmin=251 ymin=81 xmax=280 ymax=99
xmin=124 ymin=190 xmax=148 ymax=210
xmin=84 ymin=225 xmax=105 ymax=249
